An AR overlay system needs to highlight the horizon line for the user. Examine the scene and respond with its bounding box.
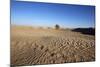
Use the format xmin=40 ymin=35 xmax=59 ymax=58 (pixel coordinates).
xmin=11 ymin=24 xmax=95 ymax=29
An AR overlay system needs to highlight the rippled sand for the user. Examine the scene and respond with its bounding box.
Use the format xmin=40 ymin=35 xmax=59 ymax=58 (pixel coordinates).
xmin=11 ymin=26 xmax=95 ymax=66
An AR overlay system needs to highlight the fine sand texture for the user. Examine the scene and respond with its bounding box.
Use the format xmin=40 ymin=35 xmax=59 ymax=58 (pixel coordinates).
xmin=11 ymin=26 xmax=95 ymax=66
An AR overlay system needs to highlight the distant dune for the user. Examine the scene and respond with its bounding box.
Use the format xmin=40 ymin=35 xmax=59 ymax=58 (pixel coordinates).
xmin=11 ymin=26 xmax=95 ymax=66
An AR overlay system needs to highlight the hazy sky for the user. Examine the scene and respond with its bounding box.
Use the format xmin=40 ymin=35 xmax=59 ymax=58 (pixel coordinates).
xmin=11 ymin=0 xmax=95 ymax=28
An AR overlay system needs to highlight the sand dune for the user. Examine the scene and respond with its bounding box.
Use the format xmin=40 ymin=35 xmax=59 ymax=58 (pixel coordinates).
xmin=11 ymin=26 xmax=95 ymax=66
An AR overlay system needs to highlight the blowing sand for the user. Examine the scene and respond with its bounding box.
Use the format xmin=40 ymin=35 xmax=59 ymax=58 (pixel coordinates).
xmin=11 ymin=26 xmax=95 ymax=66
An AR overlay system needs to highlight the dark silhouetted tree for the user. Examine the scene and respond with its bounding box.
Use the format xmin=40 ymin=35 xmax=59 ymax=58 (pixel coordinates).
xmin=55 ymin=24 xmax=60 ymax=30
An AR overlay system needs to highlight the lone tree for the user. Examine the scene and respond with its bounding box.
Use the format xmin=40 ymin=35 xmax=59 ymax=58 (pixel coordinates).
xmin=55 ymin=24 xmax=60 ymax=30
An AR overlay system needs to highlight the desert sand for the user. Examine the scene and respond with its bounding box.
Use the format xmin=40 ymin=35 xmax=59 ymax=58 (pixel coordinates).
xmin=11 ymin=26 xmax=95 ymax=66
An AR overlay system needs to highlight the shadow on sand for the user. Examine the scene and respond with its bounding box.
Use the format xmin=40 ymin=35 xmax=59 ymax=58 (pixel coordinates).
xmin=72 ymin=28 xmax=95 ymax=35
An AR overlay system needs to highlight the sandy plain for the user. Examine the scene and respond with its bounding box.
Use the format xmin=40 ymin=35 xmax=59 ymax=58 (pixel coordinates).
xmin=11 ymin=26 xmax=95 ymax=66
